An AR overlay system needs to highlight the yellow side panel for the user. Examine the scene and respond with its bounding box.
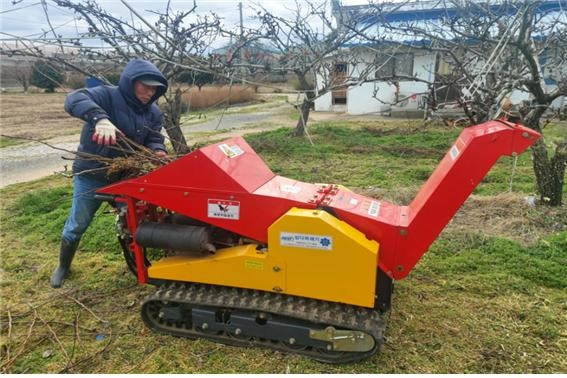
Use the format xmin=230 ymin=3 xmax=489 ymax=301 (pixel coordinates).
xmin=148 ymin=244 xmax=285 ymax=293
xmin=148 ymin=208 xmax=379 ymax=308
xmin=268 ymin=208 xmax=378 ymax=307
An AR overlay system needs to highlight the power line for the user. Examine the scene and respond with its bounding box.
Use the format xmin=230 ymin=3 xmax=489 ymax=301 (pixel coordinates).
xmin=0 ymin=2 xmax=41 ymax=14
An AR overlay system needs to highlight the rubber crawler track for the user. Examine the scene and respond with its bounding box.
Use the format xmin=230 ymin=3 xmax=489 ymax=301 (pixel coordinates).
xmin=141 ymin=282 xmax=386 ymax=363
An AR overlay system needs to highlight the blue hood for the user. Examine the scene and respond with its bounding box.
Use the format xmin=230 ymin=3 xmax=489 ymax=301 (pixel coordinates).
xmin=118 ymin=59 xmax=168 ymax=112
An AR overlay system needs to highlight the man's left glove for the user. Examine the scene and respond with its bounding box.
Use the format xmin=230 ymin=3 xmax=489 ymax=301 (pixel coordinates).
xmin=154 ymin=150 xmax=168 ymax=158
xmin=92 ymin=119 xmax=122 ymax=145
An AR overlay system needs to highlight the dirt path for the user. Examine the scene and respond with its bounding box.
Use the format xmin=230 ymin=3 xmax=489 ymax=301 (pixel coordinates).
xmin=0 ymin=136 xmax=77 ymax=187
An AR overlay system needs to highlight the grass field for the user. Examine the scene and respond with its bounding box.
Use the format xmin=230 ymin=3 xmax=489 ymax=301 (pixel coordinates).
xmin=0 ymin=88 xmax=261 ymax=148
xmin=0 ymin=120 xmax=565 ymax=373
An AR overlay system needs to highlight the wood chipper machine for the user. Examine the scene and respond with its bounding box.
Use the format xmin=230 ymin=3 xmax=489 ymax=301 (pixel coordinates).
xmin=96 ymin=120 xmax=539 ymax=363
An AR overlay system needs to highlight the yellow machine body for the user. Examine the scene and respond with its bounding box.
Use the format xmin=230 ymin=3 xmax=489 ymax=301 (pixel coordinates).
xmin=148 ymin=208 xmax=379 ymax=308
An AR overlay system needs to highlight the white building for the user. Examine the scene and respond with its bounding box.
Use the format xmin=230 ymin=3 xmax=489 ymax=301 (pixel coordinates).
xmin=315 ymin=46 xmax=434 ymax=115
xmin=314 ymin=0 xmax=567 ymax=116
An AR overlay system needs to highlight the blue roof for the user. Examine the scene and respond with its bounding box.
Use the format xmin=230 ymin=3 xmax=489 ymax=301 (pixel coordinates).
xmin=344 ymin=0 xmax=567 ymax=25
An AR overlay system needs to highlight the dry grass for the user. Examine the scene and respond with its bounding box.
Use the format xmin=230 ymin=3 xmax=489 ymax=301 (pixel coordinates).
xmin=446 ymin=193 xmax=566 ymax=245
xmin=180 ymin=85 xmax=256 ymax=111
xmin=359 ymin=188 xmax=567 ymax=245
xmin=0 ymin=93 xmax=79 ymax=143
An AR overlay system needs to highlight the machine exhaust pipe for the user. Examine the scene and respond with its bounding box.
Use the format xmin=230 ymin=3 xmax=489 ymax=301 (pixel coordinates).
xmin=135 ymin=222 xmax=216 ymax=253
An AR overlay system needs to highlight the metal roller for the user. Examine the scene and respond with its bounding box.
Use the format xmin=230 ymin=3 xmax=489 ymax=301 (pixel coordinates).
xmin=135 ymin=222 xmax=216 ymax=253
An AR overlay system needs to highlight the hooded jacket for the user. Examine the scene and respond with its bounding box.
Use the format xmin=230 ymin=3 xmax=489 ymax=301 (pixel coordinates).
xmin=64 ymin=59 xmax=168 ymax=180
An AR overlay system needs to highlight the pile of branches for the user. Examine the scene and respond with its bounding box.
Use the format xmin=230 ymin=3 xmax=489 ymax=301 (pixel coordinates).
xmin=78 ymin=136 xmax=174 ymax=181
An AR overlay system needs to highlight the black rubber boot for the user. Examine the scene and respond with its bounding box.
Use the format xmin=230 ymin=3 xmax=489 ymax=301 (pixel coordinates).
xmin=50 ymin=239 xmax=79 ymax=288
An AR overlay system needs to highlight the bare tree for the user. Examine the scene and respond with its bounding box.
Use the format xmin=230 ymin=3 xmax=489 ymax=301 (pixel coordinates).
xmin=1 ymin=0 xmax=224 ymax=155
xmin=56 ymin=0 xmax=226 ymax=154
xmin=343 ymin=0 xmax=567 ymax=205
xmin=251 ymin=0 xmax=376 ymax=136
xmin=1 ymin=57 xmax=35 ymax=92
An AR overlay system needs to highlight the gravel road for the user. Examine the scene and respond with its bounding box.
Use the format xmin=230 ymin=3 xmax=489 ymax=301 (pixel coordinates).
xmin=0 ymin=110 xmax=284 ymax=188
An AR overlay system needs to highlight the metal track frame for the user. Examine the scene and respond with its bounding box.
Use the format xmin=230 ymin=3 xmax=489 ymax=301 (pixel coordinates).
xmin=141 ymin=282 xmax=386 ymax=363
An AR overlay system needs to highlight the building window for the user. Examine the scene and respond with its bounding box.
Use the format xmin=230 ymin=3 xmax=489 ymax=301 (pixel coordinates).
xmin=333 ymin=94 xmax=347 ymax=104
xmin=375 ymin=52 xmax=414 ymax=78
xmin=334 ymin=63 xmax=347 ymax=75
xmin=331 ymin=62 xmax=348 ymax=85
xmin=332 ymin=62 xmax=348 ymax=105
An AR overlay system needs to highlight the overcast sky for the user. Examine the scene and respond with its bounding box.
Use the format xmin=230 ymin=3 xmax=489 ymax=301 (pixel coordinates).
xmin=0 ymin=0 xmax=369 ymax=48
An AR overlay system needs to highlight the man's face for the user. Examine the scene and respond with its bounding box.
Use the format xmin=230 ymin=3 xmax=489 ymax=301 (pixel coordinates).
xmin=134 ymin=81 xmax=158 ymax=104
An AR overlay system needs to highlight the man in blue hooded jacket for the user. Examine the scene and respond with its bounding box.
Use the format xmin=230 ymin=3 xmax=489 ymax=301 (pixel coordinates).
xmin=51 ymin=58 xmax=169 ymax=288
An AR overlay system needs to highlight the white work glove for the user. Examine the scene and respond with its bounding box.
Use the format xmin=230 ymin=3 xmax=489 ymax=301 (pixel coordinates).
xmin=92 ymin=119 xmax=122 ymax=145
xmin=154 ymin=150 xmax=168 ymax=158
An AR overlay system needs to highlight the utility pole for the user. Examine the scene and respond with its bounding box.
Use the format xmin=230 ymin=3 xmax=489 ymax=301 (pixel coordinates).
xmin=239 ymin=1 xmax=245 ymax=83
xmin=239 ymin=2 xmax=244 ymax=37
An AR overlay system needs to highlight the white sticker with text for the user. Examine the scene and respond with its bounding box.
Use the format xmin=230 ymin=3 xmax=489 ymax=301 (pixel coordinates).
xmin=280 ymin=232 xmax=333 ymax=251
xmin=207 ymin=199 xmax=240 ymax=220
xmin=368 ymin=201 xmax=381 ymax=217
xmin=219 ymin=143 xmax=244 ymax=158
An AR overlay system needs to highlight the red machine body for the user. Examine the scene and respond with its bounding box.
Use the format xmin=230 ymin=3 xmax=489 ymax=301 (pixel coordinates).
xmin=98 ymin=120 xmax=540 ymax=284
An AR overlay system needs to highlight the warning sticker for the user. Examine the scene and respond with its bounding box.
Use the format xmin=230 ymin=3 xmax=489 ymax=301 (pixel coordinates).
xmin=368 ymin=200 xmax=381 ymax=217
xmin=280 ymin=232 xmax=333 ymax=251
xmin=450 ymin=145 xmax=460 ymax=160
xmin=218 ymin=143 xmax=244 ymax=158
xmin=207 ymin=199 xmax=240 ymax=220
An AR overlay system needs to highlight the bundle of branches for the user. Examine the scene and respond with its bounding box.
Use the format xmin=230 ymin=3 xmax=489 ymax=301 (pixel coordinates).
xmin=79 ymin=135 xmax=173 ymax=181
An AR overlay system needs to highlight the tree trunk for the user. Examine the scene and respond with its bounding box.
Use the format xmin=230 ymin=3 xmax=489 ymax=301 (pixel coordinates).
xmin=162 ymin=88 xmax=190 ymax=155
xmin=524 ymin=111 xmax=566 ymax=206
xmin=293 ymin=99 xmax=311 ymax=137
xmin=21 ymin=78 xmax=29 ymax=93
xmin=530 ymin=139 xmax=566 ymax=206
xmin=293 ymin=72 xmax=315 ymax=137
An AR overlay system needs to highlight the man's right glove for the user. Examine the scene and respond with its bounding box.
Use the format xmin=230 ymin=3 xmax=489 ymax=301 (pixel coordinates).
xmin=92 ymin=119 xmax=122 ymax=145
